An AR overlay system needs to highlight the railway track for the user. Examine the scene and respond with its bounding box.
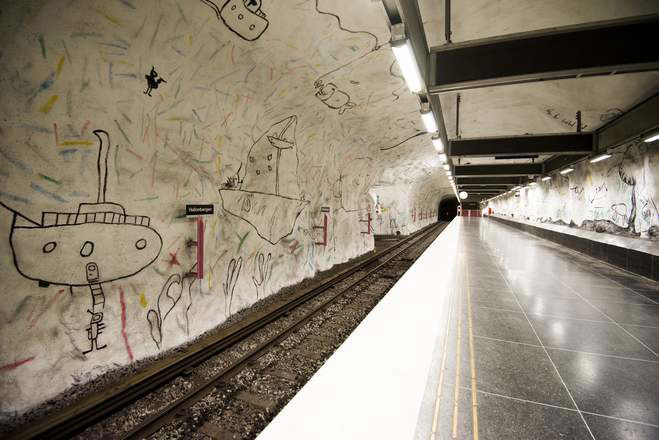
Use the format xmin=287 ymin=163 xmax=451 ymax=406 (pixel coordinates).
xmin=9 ymin=222 xmax=446 ymax=440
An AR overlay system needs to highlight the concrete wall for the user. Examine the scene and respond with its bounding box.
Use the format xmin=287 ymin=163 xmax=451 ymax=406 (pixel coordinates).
xmin=0 ymin=0 xmax=448 ymax=419
xmin=488 ymin=140 xmax=659 ymax=239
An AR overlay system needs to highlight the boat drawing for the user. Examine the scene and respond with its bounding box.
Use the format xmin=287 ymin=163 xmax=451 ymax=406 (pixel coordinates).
xmin=219 ymin=115 xmax=309 ymax=245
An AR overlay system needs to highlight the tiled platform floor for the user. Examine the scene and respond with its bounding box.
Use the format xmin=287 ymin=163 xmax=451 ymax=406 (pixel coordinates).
xmin=423 ymin=217 xmax=659 ymax=440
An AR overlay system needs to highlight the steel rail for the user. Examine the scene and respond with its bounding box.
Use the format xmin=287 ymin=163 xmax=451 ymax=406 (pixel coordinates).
xmin=120 ymin=222 xmax=446 ymax=439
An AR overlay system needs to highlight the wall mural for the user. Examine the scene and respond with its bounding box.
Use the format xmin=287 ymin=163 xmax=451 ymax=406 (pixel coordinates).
xmin=489 ymin=140 xmax=658 ymax=239
xmin=143 ymin=67 xmax=167 ymax=97
xmin=3 ymin=130 xmax=163 ymax=355
xmin=201 ymin=0 xmax=270 ymax=41
xmin=0 ymin=0 xmax=445 ymax=422
xmin=219 ymin=115 xmax=309 ymax=245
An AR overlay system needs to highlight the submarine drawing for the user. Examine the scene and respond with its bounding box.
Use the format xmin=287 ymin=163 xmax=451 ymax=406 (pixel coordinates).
xmin=201 ymin=0 xmax=269 ymax=41
xmin=219 ymin=115 xmax=309 ymax=245
xmin=8 ymin=129 xmax=163 ymax=354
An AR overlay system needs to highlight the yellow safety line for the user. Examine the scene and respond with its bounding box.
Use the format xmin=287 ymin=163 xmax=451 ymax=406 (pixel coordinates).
xmin=451 ymin=275 xmax=463 ymax=438
xmin=430 ymin=279 xmax=455 ymax=440
xmin=466 ymin=261 xmax=480 ymax=439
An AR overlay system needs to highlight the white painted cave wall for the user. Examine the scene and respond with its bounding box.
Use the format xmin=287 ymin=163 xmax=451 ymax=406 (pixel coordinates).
xmin=370 ymin=178 xmax=448 ymax=235
xmin=488 ymin=140 xmax=659 ymax=238
xmin=0 ymin=0 xmax=440 ymax=417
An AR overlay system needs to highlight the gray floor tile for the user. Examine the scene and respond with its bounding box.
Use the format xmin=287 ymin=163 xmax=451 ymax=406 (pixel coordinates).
xmin=529 ymin=315 xmax=656 ymax=360
xmin=550 ymin=350 xmax=659 ymax=425
xmin=474 ymin=338 xmax=574 ymax=408
xmin=476 ymin=390 xmax=592 ymax=440
xmin=583 ymin=413 xmax=659 ymax=440
xmin=509 ymin=282 xmax=577 ymax=299
xmin=472 ymin=307 xmax=537 ymax=344
xmin=570 ymin=285 xmax=657 ymax=305
xmin=620 ymin=325 xmax=659 ymax=355
xmin=588 ymin=301 xmax=659 ymax=327
xmin=474 ymin=299 xmax=520 ymax=312
xmin=517 ymin=296 xmax=607 ymax=320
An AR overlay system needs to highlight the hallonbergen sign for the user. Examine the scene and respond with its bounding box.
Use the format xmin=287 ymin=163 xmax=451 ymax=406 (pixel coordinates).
xmin=186 ymin=204 xmax=214 ymax=216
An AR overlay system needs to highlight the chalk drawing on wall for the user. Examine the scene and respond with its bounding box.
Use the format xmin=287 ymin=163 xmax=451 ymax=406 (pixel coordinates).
xmin=147 ymin=271 xmax=196 ymax=349
xmin=223 ymin=257 xmax=242 ymax=316
xmin=314 ymin=80 xmax=355 ymax=115
xmin=144 ymin=66 xmax=167 ymax=97
xmin=3 ymin=130 xmax=163 ymax=354
xmin=252 ymin=252 xmax=272 ymax=299
xmin=310 ymin=1 xmax=387 ymax=115
xmin=219 ymin=116 xmax=309 ymax=245
xmin=200 ymin=0 xmax=269 ymax=41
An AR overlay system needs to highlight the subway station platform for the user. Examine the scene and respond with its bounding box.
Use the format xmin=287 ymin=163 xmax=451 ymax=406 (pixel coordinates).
xmin=257 ymin=217 xmax=659 ymax=440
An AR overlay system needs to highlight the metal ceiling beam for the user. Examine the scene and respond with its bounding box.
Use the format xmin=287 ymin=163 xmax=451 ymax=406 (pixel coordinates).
xmin=455 ymin=176 xmax=524 ymax=185
xmin=596 ymin=92 xmax=659 ymax=151
xmin=454 ymin=164 xmax=543 ymax=177
xmin=543 ymin=154 xmax=589 ymax=174
xmin=428 ymin=14 xmax=659 ymax=93
xmin=458 ymin=186 xmax=510 ymax=191
xmin=449 ymin=133 xmax=593 ymax=157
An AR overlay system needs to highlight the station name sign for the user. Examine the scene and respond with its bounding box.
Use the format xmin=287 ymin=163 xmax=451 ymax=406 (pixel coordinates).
xmin=186 ymin=204 xmax=214 ymax=216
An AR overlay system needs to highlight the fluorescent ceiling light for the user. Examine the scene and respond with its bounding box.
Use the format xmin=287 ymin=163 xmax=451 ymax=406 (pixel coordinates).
xmin=438 ymin=153 xmax=447 ymax=163
xmin=643 ymin=132 xmax=659 ymax=143
xmin=589 ymin=153 xmax=611 ymax=163
xmin=447 ymin=176 xmax=453 ymax=181
xmin=432 ymin=136 xmax=444 ymax=152
xmin=560 ymin=167 xmax=574 ymax=175
xmin=442 ymin=164 xmax=450 ymax=171
xmin=529 ymin=182 xmax=537 ymax=186
xmin=391 ymin=25 xmax=424 ymax=94
xmin=541 ymin=176 xmax=552 ymax=181
xmin=421 ymin=109 xmax=438 ymax=133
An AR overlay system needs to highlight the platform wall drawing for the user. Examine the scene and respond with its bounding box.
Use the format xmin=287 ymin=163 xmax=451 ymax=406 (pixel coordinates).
xmin=0 ymin=0 xmax=446 ymax=421
xmin=488 ymin=140 xmax=658 ymax=239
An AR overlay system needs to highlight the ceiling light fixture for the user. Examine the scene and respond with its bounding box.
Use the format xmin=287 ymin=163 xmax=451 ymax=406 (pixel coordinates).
xmin=420 ymin=106 xmax=438 ymax=133
xmin=390 ymin=24 xmax=423 ymax=94
xmin=442 ymin=164 xmax=450 ymax=171
xmin=589 ymin=153 xmax=611 ymax=163
xmin=643 ymin=131 xmax=659 ymax=143
xmin=438 ymin=153 xmax=447 ymax=163
xmin=560 ymin=167 xmax=574 ymax=175
xmin=432 ymin=135 xmax=444 ymax=152
xmin=541 ymin=176 xmax=552 ymax=181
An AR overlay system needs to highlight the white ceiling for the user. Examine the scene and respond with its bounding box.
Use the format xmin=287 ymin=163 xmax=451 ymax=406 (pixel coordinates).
xmin=419 ymin=0 xmax=659 ymax=48
xmin=416 ymin=0 xmax=659 ymax=169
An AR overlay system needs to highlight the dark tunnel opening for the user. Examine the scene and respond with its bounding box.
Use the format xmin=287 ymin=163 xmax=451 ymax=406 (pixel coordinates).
xmin=438 ymin=197 xmax=459 ymax=222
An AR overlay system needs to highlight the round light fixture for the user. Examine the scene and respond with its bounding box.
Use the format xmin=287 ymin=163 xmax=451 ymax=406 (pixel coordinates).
xmin=459 ymin=191 xmax=468 ymax=200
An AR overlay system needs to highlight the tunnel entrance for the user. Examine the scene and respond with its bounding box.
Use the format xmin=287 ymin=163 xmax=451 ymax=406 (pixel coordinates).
xmin=438 ymin=197 xmax=459 ymax=221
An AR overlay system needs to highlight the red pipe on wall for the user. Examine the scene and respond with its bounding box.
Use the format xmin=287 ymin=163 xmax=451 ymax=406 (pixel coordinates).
xmin=197 ymin=217 xmax=204 ymax=279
